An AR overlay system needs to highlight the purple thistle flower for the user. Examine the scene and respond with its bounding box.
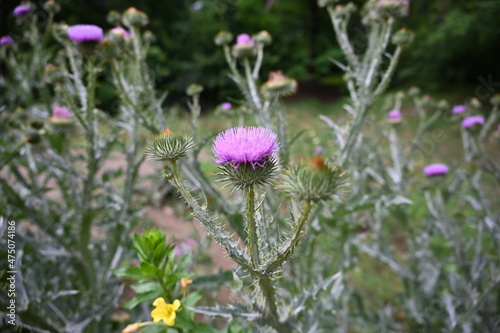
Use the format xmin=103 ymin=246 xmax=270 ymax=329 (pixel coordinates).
xmin=451 ymin=105 xmax=467 ymax=115
xmin=387 ymin=110 xmax=402 ymax=123
xmin=67 ymin=24 xmax=103 ymax=43
xmin=13 ymin=4 xmax=31 ymax=17
xmin=52 ymin=106 xmax=72 ymax=119
xmin=110 ymin=27 xmax=130 ymax=38
xmin=462 ymin=115 xmax=485 ymax=129
xmin=423 ymin=163 xmax=449 ymax=177
xmin=221 ymin=102 xmax=232 ymax=110
xmin=236 ymin=34 xmax=255 ymax=46
xmin=213 ymin=127 xmax=278 ymax=170
xmin=315 ymin=146 xmax=324 ymax=153
xmin=0 ymin=36 xmax=14 ymax=46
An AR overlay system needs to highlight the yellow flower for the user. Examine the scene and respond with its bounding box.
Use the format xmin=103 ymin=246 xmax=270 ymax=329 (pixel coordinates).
xmin=151 ymin=298 xmax=181 ymax=326
xmin=180 ymin=278 xmax=192 ymax=290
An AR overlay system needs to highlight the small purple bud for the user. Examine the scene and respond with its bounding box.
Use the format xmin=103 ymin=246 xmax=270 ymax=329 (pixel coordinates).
xmin=221 ymin=102 xmax=232 ymax=110
xmin=236 ymin=34 xmax=255 ymax=46
xmin=315 ymin=146 xmax=324 ymax=154
xmin=52 ymin=106 xmax=72 ymax=119
xmin=67 ymin=24 xmax=104 ymax=43
xmin=13 ymin=4 xmax=32 ymax=17
xmin=451 ymin=105 xmax=467 ymax=115
xmin=110 ymin=27 xmax=130 ymax=38
xmin=387 ymin=110 xmax=402 ymax=123
xmin=462 ymin=115 xmax=485 ymax=129
xmin=0 ymin=36 xmax=14 ymax=46
xmin=423 ymin=163 xmax=449 ymax=177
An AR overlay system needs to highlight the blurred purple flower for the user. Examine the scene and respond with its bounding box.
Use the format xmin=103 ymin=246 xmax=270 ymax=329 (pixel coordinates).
xmin=315 ymin=146 xmax=323 ymax=153
xmin=110 ymin=27 xmax=130 ymax=38
xmin=0 ymin=36 xmax=14 ymax=46
xmin=387 ymin=110 xmax=402 ymax=123
xmin=52 ymin=106 xmax=72 ymax=119
xmin=67 ymin=24 xmax=103 ymax=43
xmin=462 ymin=115 xmax=485 ymax=129
xmin=13 ymin=4 xmax=31 ymax=17
xmin=423 ymin=163 xmax=449 ymax=177
xmin=236 ymin=34 xmax=255 ymax=46
xmin=221 ymin=102 xmax=232 ymax=110
xmin=173 ymin=238 xmax=197 ymax=256
xmin=213 ymin=126 xmax=278 ymax=170
xmin=451 ymin=105 xmax=467 ymax=114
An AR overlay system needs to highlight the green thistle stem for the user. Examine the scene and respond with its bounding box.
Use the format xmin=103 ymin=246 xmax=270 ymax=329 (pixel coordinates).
xmin=169 ymin=161 xmax=253 ymax=272
xmin=259 ymin=276 xmax=279 ymax=322
xmin=245 ymin=186 xmax=260 ymax=269
xmin=265 ymin=200 xmax=313 ymax=275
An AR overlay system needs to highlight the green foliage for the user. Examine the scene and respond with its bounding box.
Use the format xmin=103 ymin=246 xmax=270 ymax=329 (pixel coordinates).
xmin=115 ymin=228 xmax=193 ymax=308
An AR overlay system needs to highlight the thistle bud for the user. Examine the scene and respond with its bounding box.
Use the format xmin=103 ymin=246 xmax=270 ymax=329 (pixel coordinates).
xmin=437 ymin=99 xmax=450 ymax=111
xmin=391 ymin=28 xmax=414 ymax=47
xmin=52 ymin=23 xmax=69 ymax=43
xmin=122 ymin=7 xmax=149 ymax=28
xmin=232 ymin=34 xmax=257 ymax=58
xmin=146 ymin=129 xmax=195 ymax=162
xmin=43 ymin=0 xmax=60 ymax=14
xmin=44 ymin=64 xmax=64 ymax=84
xmin=214 ymin=30 xmax=233 ymax=46
xmin=143 ymin=30 xmax=156 ymax=43
xmin=376 ymin=0 xmax=410 ymax=18
xmin=107 ymin=10 xmax=122 ymax=26
xmin=281 ymin=157 xmax=348 ymax=203
xmin=490 ymin=93 xmax=500 ymax=106
xmin=252 ymin=30 xmax=272 ymax=46
xmin=185 ymin=84 xmax=204 ymax=97
xmin=467 ymin=97 xmax=482 ymax=110
xmin=260 ymin=71 xmax=298 ymax=99
xmin=408 ymin=86 xmax=421 ymax=97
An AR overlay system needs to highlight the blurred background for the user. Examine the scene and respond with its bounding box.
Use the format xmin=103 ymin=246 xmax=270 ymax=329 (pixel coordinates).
xmin=1 ymin=0 xmax=500 ymax=106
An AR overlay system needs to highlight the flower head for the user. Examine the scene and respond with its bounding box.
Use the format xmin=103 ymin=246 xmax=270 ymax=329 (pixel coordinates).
xmin=315 ymin=146 xmax=324 ymax=154
xmin=14 ymin=4 xmax=32 ymax=17
xmin=236 ymin=34 xmax=255 ymax=46
xmin=213 ymin=127 xmax=280 ymax=189
xmin=151 ymin=298 xmax=181 ymax=326
xmin=67 ymin=24 xmax=103 ymax=43
xmin=213 ymin=127 xmax=278 ymax=170
xmin=52 ymin=106 xmax=72 ymax=119
xmin=221 ymin=102 xmax=232 ymax=110
xmin=451 ymin=105 xmax=467 ymax=115
xmin=423 ymin=163 xmax=449 ymax=177
xmin=387 ymin=110 xmax=402 ymax=123
xmin=462 ymin=115 xmax=485 ymax=129
xmin=232 ymin=34 xmax=256 ymax=58
xmin=146 ymin=129 xmax=195 ymax=163
xmin=0 ymin=36 xmax=14 ymax=46
xmin=281 ymin=157 xmax=348 ymax=203
xmin=110 ymin=27 xmax=130 ymax=38
xmin=122 ymin=7 xmax=149 ymax=27
xmin=260 ymin=71 xmax=298 ymax=98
